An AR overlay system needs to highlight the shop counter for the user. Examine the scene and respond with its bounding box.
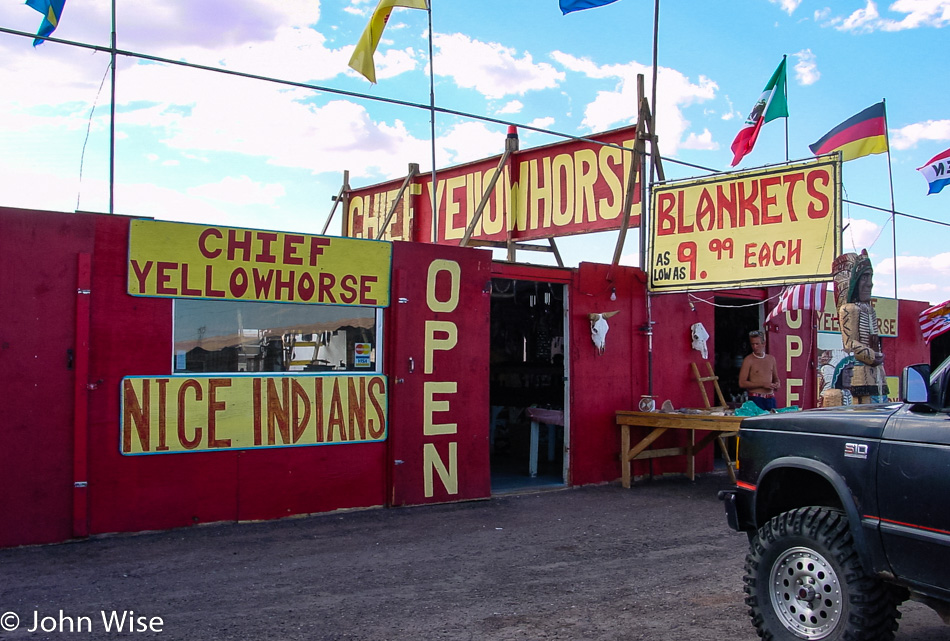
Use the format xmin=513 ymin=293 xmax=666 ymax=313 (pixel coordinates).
xmin=615 ymin=411 xmax=742 ymax=487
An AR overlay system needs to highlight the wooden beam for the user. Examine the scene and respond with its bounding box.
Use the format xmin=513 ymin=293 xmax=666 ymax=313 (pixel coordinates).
xmin=322 ymin=170 xmax=349 ymax=236
xmin=375 ymin=163 xmax=419 ymax=241
xmin=461 ymin=148 xmax=512 ymax=246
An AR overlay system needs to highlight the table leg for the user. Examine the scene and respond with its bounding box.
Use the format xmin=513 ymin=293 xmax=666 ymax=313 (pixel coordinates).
xmin=687 ymin=430 xmax=695 ymax=481
xmin=621 ymin=425 xmax=631 ymax=488
xmin=717 ymin=432 xmax=738 ymax=484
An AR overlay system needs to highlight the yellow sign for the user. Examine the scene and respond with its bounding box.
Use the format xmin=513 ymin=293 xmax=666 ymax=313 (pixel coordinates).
xmin=817 ymin=291 xmax=898 ymax=337
xmin=121 ymin=374 xmax=387 ymax=455
xmin=128 ymin=220 xmax=391 ymax=306
xmin=649 ymin=157 xmax=841 ymax=292
xmin=346 ymin=125 xmax=643 ymax=243
xmin=886 ymin=376 xmax=900 ymax=403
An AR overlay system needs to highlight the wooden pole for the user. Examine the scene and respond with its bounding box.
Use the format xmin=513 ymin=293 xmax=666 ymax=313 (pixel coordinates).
xmin=321 ymin=170 xmax=349 ymax=236
xmin=376 ymin=164 xmax=419 ymax=240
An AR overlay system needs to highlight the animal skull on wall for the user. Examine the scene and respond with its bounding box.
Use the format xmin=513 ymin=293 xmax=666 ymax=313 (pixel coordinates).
xmin=589 ymin=311 xmax=619 ymax=355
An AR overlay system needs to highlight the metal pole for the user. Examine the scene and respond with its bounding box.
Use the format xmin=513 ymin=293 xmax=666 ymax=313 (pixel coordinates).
xmin=883 ymin=98 xmax=898 ymax=299
xmin=783 ymin=54 xmax=789 ymax=162
xmin=109 ymin=0 xmax=116 ymax=213
xmin=650 ymin=0 xmax=659 ymax=181
xmin=427 ymin=2 xmax=438 ymax=243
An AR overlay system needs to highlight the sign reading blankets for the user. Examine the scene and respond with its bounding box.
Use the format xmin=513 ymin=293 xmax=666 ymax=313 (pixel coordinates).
xmin=649 ymin=157 xmax=841 ymax=292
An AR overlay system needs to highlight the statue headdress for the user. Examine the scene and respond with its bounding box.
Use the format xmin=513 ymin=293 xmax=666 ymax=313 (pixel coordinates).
xmin=832 ymin=249 xmax=873 ymax=309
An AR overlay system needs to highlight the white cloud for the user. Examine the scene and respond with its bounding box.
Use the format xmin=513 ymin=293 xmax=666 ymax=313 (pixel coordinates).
xmin=720 ymin=96 xmax=739 ymax=121
xmin=367 ymin=46 xmax=426 ymax=81
xmin=497 ymin=100 xmax=524 ymax=115
xmin=841 ymin=217 xmax=883 ymax=251
xmin=828 ymin=0 xmax=950 ymax=32
xmin=437 ymin=121 xmax=511 ymax=165
xmin=883 ymin=0 xmax=950 ymax=29
xmin=550 ymin=52 xmax=718 ymax=156
xmin=890 ymin=119 xmax=950 ymax=149
xmin=433 ymin=33 xmax=565 ymax=100
xmin=831 ymin=1 xmax=883 ymax=31
xmin=769 ymin=0 xmax=803 ymax=15
xmin=793 ymin=49 xmax=820 ymax=85
xmin=528 ymin=116 xmax=556 ymax=129
xmin=874 ymin=252 xmax=950 ymax=302
xmin=188 ymin=175 xmax=286 ymax=205
xmin=681 ymin=129 xmax=718 ymax=151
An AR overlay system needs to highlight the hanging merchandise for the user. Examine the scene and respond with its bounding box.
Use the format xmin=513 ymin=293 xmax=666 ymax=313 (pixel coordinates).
xmin=691 ymin=322 xmax=710 ymax=359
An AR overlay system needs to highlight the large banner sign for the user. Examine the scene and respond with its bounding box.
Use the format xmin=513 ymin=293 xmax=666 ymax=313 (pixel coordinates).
xmin=121 ymin=374 xmax=387 ymax=455
xmin=345 ymin=125 xmax=643 ymax=245
xmin=649 ymin=157 xmax=841 ymax=292
xmin=129 ymin=220 xmax=392 ymax=306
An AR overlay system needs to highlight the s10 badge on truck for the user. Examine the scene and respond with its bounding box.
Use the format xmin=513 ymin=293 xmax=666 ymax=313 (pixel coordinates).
xmin=843 ymin=442 xmax=870 ymax=459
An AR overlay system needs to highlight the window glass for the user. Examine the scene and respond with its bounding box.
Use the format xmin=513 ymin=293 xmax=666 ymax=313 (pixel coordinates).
xmin=173 ymin=299 xmax=379 ymax=374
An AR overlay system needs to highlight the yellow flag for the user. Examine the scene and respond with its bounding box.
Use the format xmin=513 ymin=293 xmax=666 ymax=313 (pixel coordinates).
xmin=348 ymin=0 xmax=428 ymax=83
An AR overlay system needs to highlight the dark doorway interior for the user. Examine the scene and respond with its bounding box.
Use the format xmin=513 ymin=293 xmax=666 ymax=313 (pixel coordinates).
xmin=714 ymin=297 xmax=764 ymax=406
xmin=489 ymin=278 xmax=566 ymax=494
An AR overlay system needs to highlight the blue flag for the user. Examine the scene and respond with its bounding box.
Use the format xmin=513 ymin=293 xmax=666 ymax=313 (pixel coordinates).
xmin=560 ymin=0 xmax=621 ymax=14
xmin=26 ymin=0 xmax=66 ymax=46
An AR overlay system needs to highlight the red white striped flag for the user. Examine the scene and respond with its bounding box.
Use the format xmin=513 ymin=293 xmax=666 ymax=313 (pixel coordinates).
xmin=919 ymin=299 xmax=950 ymax=344
xmin=766 ymin=283 xmax=827 ymax=322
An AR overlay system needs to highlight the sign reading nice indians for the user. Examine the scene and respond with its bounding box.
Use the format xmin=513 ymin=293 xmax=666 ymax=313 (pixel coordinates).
xmin=121 ymin=374 xmax=387 ymax=455
xmin=345 ymin=125 xmax=643 ymax=244
xmin=649 ymin=156 xmax=841 ymax=292
xmin=128 ymin=220 xmax=392 ymax=306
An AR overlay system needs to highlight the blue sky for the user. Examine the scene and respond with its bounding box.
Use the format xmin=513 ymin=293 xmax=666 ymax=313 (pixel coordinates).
xmin=1 ymin=0 xmax=949 ymax=302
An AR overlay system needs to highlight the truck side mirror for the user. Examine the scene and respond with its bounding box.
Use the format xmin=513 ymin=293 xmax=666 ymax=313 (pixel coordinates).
xmin=901 ymin=364 xmax=930 ymax=404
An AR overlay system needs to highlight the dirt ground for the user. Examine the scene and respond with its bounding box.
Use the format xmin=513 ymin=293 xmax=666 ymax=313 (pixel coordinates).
xmin=1 ymin=472 xmax=947 ymax=641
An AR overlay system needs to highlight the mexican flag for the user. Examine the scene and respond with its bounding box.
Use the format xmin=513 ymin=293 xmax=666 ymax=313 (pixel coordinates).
xmin=730 ymin=58 xmax=788 ymax=166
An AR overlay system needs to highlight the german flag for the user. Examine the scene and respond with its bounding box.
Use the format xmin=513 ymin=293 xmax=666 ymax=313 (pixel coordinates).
xmin=809 ymin=102 xmax=888 ymax=162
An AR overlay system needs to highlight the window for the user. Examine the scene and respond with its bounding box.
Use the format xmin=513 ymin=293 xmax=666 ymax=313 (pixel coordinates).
xmin=173 ymin=299 xmax=380 ymax=374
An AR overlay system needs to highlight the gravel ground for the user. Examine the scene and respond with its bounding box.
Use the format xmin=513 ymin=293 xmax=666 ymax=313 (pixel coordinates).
xmin=1 ymin=472 xmax=947 ymax=640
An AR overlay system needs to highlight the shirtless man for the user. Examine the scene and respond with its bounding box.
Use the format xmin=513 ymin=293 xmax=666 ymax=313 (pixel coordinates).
xmin=738 ymin=330 xmax=780 ymax=411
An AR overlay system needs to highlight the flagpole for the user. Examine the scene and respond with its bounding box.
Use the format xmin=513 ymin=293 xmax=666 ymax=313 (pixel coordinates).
xmin=883 ymin=98 xmax=898 ymax=299
xmin=783 ymin=54 xmax=788 ymax=162
xmin=427 ymin=1 xmax=438 ymax=243
xmin=109 ymin=0 xmax=116 ymax=213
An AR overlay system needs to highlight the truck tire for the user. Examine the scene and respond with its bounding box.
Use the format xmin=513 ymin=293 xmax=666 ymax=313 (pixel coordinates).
xmin=744 ymin=506 xmax=901 ymax=641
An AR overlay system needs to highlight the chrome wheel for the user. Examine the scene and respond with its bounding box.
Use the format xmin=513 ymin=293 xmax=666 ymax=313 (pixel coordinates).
xmin=769 ymin=545 xmax=842 ymax=640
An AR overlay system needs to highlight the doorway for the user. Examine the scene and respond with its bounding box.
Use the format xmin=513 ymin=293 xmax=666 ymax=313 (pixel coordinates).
xmin=713 ymin=296 xmax=764 ymax=406
xmin=489 ymin=278 xmax=567 ymax=493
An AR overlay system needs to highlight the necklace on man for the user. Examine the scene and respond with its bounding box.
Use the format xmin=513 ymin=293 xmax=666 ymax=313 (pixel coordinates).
xmin=753 ymin=352 xmax=766 ymax=359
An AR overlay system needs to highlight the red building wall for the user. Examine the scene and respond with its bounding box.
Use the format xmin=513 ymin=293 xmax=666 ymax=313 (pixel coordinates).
xmin=566 ymin=262 xmax=721 ymax=485
xmin=0 ymin=206 xmax=935 ymax=547
xmin=0 ymin=208 xmax=97 ymax=547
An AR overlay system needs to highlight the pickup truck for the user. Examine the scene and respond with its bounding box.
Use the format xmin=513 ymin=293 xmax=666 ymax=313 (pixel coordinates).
xmin=720 ymin=357 xmax=950 ymax=640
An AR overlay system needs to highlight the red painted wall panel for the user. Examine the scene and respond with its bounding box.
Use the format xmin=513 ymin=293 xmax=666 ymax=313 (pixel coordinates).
xmin=235 ymin=443 xmax=387 ymax=520
xmin=0 ymin=208 xmax=96 ymax=547
xmin=642 ymin=291 xmax=719 ymax=477
xmin=891 ymin=299 xmax=930 ymax=372
xmin=85 ymin=214 xmax=389 ymax=535
xmin=568 ymin=262 xmax=647 ymax=486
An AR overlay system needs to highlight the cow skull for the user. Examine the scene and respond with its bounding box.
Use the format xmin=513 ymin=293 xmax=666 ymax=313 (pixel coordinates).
xmin=589 ymin=311 xmax=619 ymax=355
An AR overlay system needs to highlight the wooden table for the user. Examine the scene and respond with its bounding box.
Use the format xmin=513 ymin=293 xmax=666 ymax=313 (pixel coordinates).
xmin=615 ymin=411 xmax=742 ymax=487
